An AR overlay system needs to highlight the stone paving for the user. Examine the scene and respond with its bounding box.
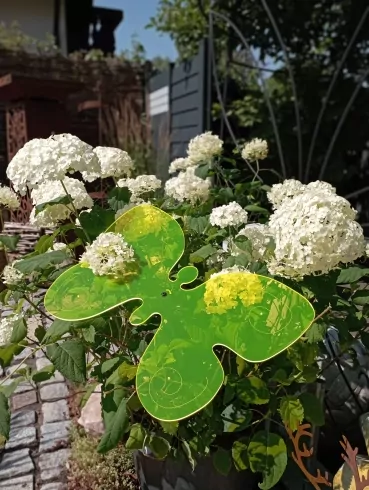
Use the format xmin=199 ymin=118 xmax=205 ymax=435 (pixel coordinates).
xmin=0 ymin=293 xmax=71 ymax=489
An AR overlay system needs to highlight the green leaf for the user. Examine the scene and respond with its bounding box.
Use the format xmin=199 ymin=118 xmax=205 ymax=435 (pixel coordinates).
xmin=0 ymin=343 xmax=25 ymax=367
xmin=126 ymin=392 xmax=142 ymax=412
xmin=47 ymin=340 xmax=86 ymax=383
xmin=0 ymin=377 xmax=25 ymax=398
xmin=98 ymin=397 xmax=129 ymax=453
xmin=42 ymin=319 xmax=72 ymax=344
xmin=80 ymin=382 xmax=99 ymax=408
xmin=10 ymin=317 xmax=27 ymax=344
xmin=101 ymin=357 xmax=123 ymax=375
xmin=0 ymin=393 xmax=10 ymax=440
xmin=14 ymin=251 xmax=68 ymax=274
xmin=353 ymin=290 xmax=369 ymax=306
xmin=107 ymin=187 xmax=132 ymax=211
xmin=31 ymin=365 xmax=55 ymax=383
xmin=182 ymin=441 xmax=196 ymax=470
xmin=221 ymin=404 xmax=252 ymax=432
xmin=236 ymin=355 xmax=246 ymax=375
xmin=212 ymin=448 xmax=232 ymax=476
xmin=118 ymin=362 xmax=137 ymax=381
xmin=232 ymin=438 xmax=249 ymax=471
xmin=35 ymin=326 xmax=46 ymax=343
xmin=35 ymin=235 xmax=55 ymax=254
xmin=279 ymin=396 xmax=304 ymax=431
xmin=82 ymin=325 xmax=95 ymax=343
xmin=126 ymin=423 xmax=146 ymax=450
xmin=270 ymin=369 xmax=292 ymax=386
xmin=337 ymin=267 xmax=369 ymax=284
xmin=245 ymin=204 xmax=269 ymax=215
xmin=299 ymin=392 xmax=324 ymax=427
xmin=160 ymin=420 xmax=179 ymax=435
xmin=190 ymin=244 xmax=217 ymax=263
xmin=146 ymin=435 xmax=171 ymax=459
xmin=236 ymin=376 xmax=270 ymax=405
xmin=305 ymin=322 xmax=327 ymax=343
xmin=79 ymin=206 xmax=115 ymax=241
xmin=247 ymin=431 xmax=287 ymax=490
xmin=0 ymin=235 xmax=20 ymax=252
xmin=194 ymin=162 xmax=211 ymax=179
xmin=35 ymin=195 xmax=72 ymax=214
xmin=234 ymin=236 xmax=252 ymax=254
xmin=186 ymin=216 xmax=209 ymax=234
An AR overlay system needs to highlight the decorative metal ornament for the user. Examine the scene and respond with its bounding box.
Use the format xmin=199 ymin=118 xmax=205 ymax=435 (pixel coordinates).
xmin=44 ymin=204 xmax=315 ymax=421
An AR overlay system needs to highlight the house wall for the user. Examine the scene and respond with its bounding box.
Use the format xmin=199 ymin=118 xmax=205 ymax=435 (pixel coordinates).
xmin=0 ymin=0 xmax=67 ymax=54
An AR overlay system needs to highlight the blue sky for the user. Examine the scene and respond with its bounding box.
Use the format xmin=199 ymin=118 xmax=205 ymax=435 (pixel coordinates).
xmin=94 ymin=0 xmax=177 ymax=60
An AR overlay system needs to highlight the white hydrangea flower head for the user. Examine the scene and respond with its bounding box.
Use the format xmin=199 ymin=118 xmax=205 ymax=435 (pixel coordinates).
xmin=2 ymin=264 xmax=24 ymax=285
xmin=366 ymin=242 xmax=369 ymax=258
xmin=30 ymin=177 xmax=93 ymax=228
xmin=306 ymin=181 xmax=336 ymax=194
xmin=0 ymin=185 xmax=20 ymax=210
xmin=164 ymin=167 xmax=211 ymax=204
xmin=206 ymin=249 xmax=226 ymax=268
xmin=267 ymin=189 xmax=366 ymax=279
xmin=7 ymin=134 xmax=101 ymax=194
xmin=168 ymin=157 xmax=192 ymax=174
xmin=187 ymin=131 xmax=223 ymax=164
xmin=211 ymin=265 xmax=248 ymax=278
xmin=267 ymin=179 xmax=306 ymax=209
xmin=80 ymin=232 xmax=135 ymax=277
xmin=0 ymin=313 xmax=23 ymax=345
xmin=237 ymin=223 xmax=274 ymax=261
xmin=84 ymin=146 xmax=134 ymax=180
xmin=241 ymin=138 xmax=268 ymax=161
xmin=209 ymin=202 xmax=248 ymax=229
xmin=117 ymin=175 xmax=161 ymax=202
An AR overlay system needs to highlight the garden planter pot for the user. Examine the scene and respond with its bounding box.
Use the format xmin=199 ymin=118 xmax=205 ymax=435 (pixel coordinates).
xmin=134 ymin=449 xmax=258 ymax=490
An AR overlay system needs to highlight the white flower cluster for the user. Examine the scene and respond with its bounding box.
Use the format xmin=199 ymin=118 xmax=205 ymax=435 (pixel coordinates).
xmin=169 ymin=157 xmax=191 ymax=174
xmin=7 ymin=134 xmax=101 ymax=194
xmin=267 ymin=182 xmax=366 ymax=278
xmin=117 ymin=175 xmax=161 ymax=202
xmin=30 ymin=177 xmax=93 ymax=227
xmin=0 ymin=313 xmax=22 ymax=345
xmin=211 ymin=265 xmax=248 ymax=278
xmin=187 ymin=131 xmax=223 ymax=164
xmin=80 ymin=232 xmax=135 ymax=276
xmin=0 ymin=185 xmax=20 ymax=210
xmin=267 ymin=179 xmax=336 ymax=210
xmin=210 ymin=202 xmax=248 ymax=229
xmin=165 ymin=167 xmax=211 ymax=204
xmin=366 ymin=242 xmax=369 ymax=258
xmin=241 ymin=138 xmax=268 ymax=162
xmin=86 ymin=147 xmax=134 ymax=180
xmin=237 ymin=224 xmax=274 ymax=261
xmin=2 ymin=263 xmax=24 ymax=286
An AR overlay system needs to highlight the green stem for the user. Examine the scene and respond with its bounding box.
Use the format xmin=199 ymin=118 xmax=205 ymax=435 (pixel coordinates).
xmin=59 ymin=180 xmax=91 ymax=243
xmin=0 ymin=347 xmax=38 ymax=386
xmin=23 ymin=295 xmax=53 ymax=321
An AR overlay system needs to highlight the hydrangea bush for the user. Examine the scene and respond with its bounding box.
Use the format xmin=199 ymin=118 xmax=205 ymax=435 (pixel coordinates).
xmin=0 ymin=132 xmax=368 ymax=488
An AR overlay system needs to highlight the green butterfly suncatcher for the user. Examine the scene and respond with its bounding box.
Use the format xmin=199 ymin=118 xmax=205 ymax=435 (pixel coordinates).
xmin=44 ymin=204 xmax=315 ymax=422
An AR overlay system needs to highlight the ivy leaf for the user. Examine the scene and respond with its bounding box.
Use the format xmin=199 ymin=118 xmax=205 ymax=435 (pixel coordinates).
xmin=126 ymin=423 xmax=146 ymax=450
xmin=79 ymin=206 xmax=115 ymax=241
xmin=42 ymin=319 xmax=72 ymax=344
xmin=337 ymin=267 xmax=369 ymax=284
xmin=160 ymin=421 xmax=179 ymax=435
xmin=279 ymin=396 xmax=304 ymax=431
xmin=190 ymin=244 xmax=217 ymax=263
xmin=221 ymin=404 xmax=252 ymax=432
xmin=236 ymin=376 xmax=270 ymax=405
xmin=0 ymin=235 xmax=20 ymax=252
xmin=247 ymin=431 xmax=287 ymax=490
xmin=98 ymin=397 xmax=129 ymax=453
xmin=146 ymin=435 xmax=171 ymax=459
xmin=14 ymin=251 xmax=68 ymax=274
xmin=47 ymin=340 xmax=86 ymax=383
xmin=232 ymin=437 xmax=249 ymax=471
xmin=118 ymin=362 xmax=137 ymax=381
xmin=10 ymin=317 xmax=27 ymax=344
xmin=186 ymin=216 xmax=209 ymax=234
xmin=299 ymin=392 xmax=325 ymax=427
xmin=212 ymin=448 xmax=232 ymax=476
xmin=0 ymin=393 xmax=10 ymax=440
xmin=305 ymin=322 xmax=327 ymax=344
xmin=107 ymin=187 xmax=132 ymax=211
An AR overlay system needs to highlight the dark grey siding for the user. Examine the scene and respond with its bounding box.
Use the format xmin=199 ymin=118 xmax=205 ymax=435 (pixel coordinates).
xmin=149 ymin=40 xmax=208 ymax=180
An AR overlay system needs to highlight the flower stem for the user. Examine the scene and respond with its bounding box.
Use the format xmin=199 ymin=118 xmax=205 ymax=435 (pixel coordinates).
xmin=59 ymin=180 xmax=91 ymax=243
